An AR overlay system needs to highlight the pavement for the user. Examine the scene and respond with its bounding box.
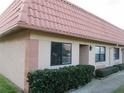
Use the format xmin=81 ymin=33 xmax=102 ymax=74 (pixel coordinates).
xmin=69 ymin=71 xmax=124 ymax=93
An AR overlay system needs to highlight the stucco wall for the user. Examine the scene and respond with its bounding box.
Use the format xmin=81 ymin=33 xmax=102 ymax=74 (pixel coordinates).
xmin=94 ymin=45 xmax=110 ymax=68
xmin=87 ymin=45 xmax=122 ymax=68
xmin=30 ymin=32 xmax=79 ymax=69
xmin=110 ymin=47 xmax=122 ymax=65
xmin=30 ymin=31 xmax=123 ymax=69
xmin=0 ymin=31 xmax=28 ymax=90
xmin=89 ymin=45 xmax=122 ymax=68
xmin=122 ymin=49 xmax=124 ymax=63
xmin=0 ymin=30 xmax=122 ymax=91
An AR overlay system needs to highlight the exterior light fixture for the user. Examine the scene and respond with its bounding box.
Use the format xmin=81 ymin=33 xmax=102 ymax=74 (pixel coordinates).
xmin=89 ymin=45 xmax=92 ymax=51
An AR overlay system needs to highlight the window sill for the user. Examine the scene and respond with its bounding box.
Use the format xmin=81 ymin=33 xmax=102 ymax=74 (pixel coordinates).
xmin=51 ymin=63 xmax=71 ymax=66
xmin=114 ymin=59 xmax=120 ymax=61
xmin=95 ymin=61 xmax=106 ymax=65
xmin=95 ymin=61 xmax=106 ymax=63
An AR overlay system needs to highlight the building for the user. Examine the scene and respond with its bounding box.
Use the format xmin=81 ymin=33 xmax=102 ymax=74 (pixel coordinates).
xmin=0 ymin=0 xmax=124 ymax=92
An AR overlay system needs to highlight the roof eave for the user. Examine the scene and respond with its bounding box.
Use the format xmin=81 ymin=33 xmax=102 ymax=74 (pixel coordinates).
xmin=17 ymin=22 xmax=124 ymax=46
xmin=0 ymin=22 xmax=124 ymax=46
xmin=0 ymin=24 xmax=20 ymax=38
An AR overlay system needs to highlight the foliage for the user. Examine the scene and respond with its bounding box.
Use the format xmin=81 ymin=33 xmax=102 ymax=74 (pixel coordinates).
xmin=95 ymin=66 xmax=119 ymax=78
xmin=113 ymin=64 xmax=124 ymax=71
xmin=27 ymin=65 xmax=95 ymax=93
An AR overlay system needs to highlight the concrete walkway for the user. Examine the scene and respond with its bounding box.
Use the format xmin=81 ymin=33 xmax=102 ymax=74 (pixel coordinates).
xmin=69 ymin=71 xmax=124 ymax=93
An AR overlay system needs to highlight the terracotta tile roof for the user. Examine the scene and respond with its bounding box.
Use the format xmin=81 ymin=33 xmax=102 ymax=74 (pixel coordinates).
xmin=0 ymin=0 xmax=124 ymax=45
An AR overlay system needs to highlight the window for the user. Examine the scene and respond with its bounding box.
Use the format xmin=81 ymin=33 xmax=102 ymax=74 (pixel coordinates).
xmin=95 ymin=46 xmax=106 ymax=62
xmin=51 ymin=42 xmax=72 ymax=66
xmin=114 ymin=48 xmax=119 ymax=60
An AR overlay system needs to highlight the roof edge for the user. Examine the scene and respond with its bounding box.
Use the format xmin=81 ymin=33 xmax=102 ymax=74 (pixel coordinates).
xmin=17 ymin=22 xmax=124 ymax=46
xmin=0 ymin=24 xmax=19 ymax=38
xmin=18 ymin=0 xmax=29 ymax=24
xmin=0 ymin=21 xmax=123 ymax=46
xmin=0 ymin=0 xmax=16 ymax=18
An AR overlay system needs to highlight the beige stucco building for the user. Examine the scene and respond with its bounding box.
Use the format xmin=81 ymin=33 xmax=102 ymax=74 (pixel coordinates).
xmin=0 ymin=0 xmax=124 ymax=92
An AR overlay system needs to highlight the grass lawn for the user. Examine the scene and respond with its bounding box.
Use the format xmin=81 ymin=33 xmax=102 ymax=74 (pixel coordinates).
xmin=0 ymin=74 xmax=20 ymax=93
xmin=112 ymin=85 xmax=124 ymax=93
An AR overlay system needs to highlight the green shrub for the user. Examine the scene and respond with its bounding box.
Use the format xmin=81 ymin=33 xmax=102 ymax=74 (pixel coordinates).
xmin=114 ymin=64 xmax=124 ymax=71
xmin=95 ymin=66 xmax=119 ymax=78
xmin=27 ymin=65 xmax=95 ymax=93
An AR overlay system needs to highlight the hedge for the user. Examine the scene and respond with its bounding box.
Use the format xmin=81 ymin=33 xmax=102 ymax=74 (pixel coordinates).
xmin=27 ymin=65 xmax=95 ymax=93
xmin=95 ymin=66 xmax=119 ymax=78
xmin=113 ymin=64 xmax=124 ymax=71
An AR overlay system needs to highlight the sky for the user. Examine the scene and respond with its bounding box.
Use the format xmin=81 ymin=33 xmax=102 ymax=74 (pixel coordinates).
xmin=0 ymin=0 xmax=124 ymax=29
xmin=68 ymin=0 xmax=124 ymax=29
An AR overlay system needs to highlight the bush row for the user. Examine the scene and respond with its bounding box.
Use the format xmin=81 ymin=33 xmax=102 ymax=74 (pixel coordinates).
xmin=27 ymin=65 xmax=95 ymax=93
xmin=27 ymin=63 xmax=124 ymax=93
xmin=95 ymin=66 xmax=119 ymax=78
xmin=95 ymin=63 xmax=124 ymax=78
xmin=114 ymin=64 xmax=124 ymax=71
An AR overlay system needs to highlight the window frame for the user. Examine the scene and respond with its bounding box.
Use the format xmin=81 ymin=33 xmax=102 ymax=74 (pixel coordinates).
xmin=114 ymin=48 xmax=120 ymax=60
xmin=51 ymin=42 xmax=72 ymax=66
xmin=95 ymin=46 xmax=106 ymax=62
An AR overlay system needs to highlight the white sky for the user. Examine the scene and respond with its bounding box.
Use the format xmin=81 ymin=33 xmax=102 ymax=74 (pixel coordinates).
xmin=0 ymin=0 xmax=124 ymax=29
xmin=0 ymin=0 xmax=14 ymax=14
